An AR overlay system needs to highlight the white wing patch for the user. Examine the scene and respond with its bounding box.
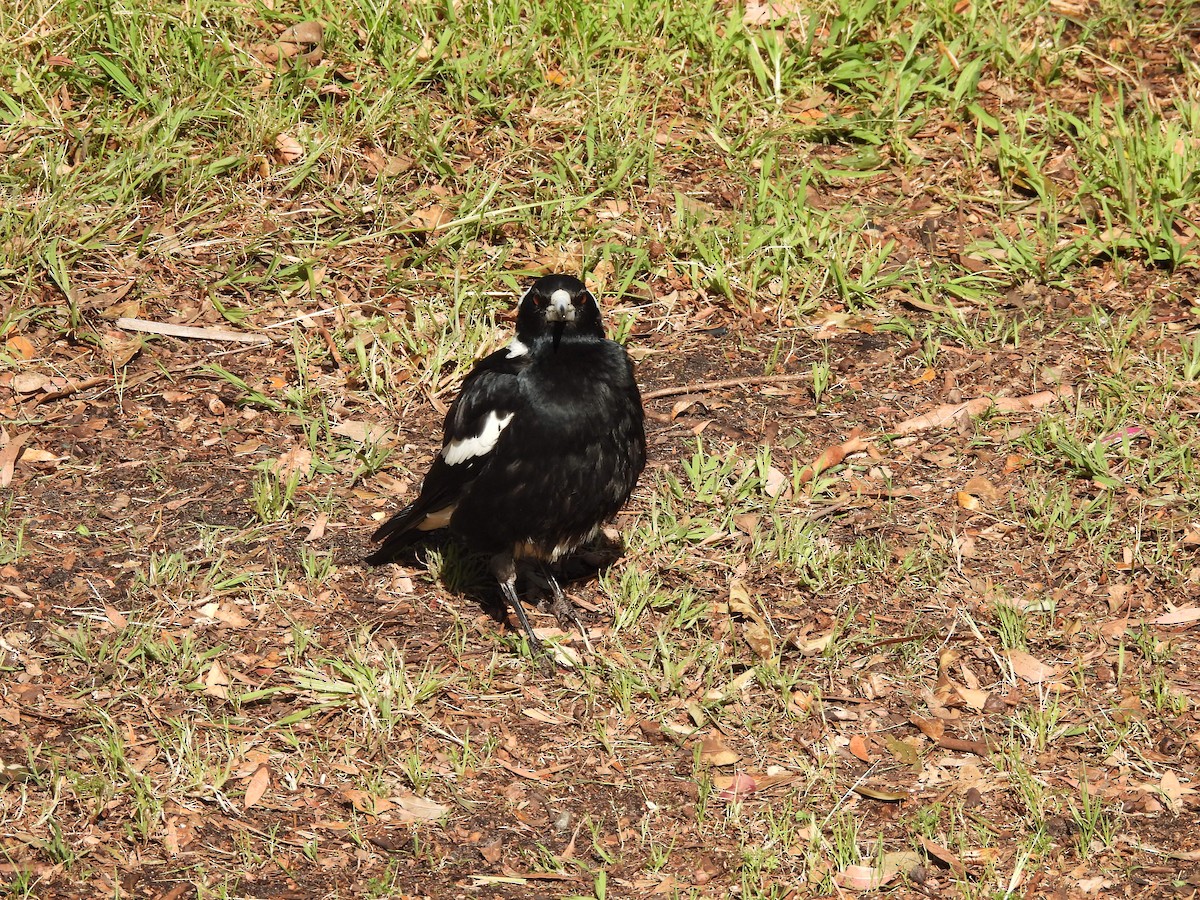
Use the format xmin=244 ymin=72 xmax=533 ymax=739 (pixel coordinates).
xmin=442 ymin=411 xmax=514 ymax=465
xmin=506 ymin=336 xmax=529 ymax=358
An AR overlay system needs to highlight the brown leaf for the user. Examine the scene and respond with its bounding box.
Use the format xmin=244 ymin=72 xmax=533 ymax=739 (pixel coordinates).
xmin=0 ymin=432 xmax=30 ymax=488
xmin=11 ymin=372 xmax=48 ymax=394
xmin=244 ymin=765 xmax=270 ymax=810
xmin=699 ymin=733 xmax=740 ymax=766
xmin=1005 ymin=649 xmax=1060 ymax=683
xmin=763 ymin=465 xmax=790 ymax=499
xmin=836 ymin=863 xmax=883 ymax=891
xmin=273 ymin=447 xmax=312 ymax=479
xmin=713 ymin=772 xmax=757 ymax=801
xmin=393 ymin=795 xmax=450 ymax=821
xmin=957 ymin=687 xmax=990 ymax=711
xmin=343 ymin=789 xmax=395 ymax=816
xmin=848 ymin=734 xmax=873 ymax=762
xmin=331 ymin=420 xmax=389 ymax=443
xmin=796 ymin=436 xmax=869 ymax=485
xmin=306 ymin=513 xmax=328 ymax=541
xmin=912 ymin=715 xmax=945 ymax=741
xmin=274 ymin=133 xmax=304 ymax=163
xmin=4 ymin=336 xmax=35 ymax=360
xmin=852 ymin=785 xmax=908 ymax=802
xmin=895 ymin=386 xmax=1072 ymax=434
xmin=742 ymin=620 xmax=775 ymax=659
xmin=1159 ymin=770 xmax=1184 ymax=813
xmin=728 ymin=579 xmax=758 ymax=618
xmin=198 ymin=602 xmax=251 ymax=629
xmin=1151 ymin=606 xmax=1200 ymax=626
xmin=409 ymin=205 xmax=453 ymax=231
xmin=204 ymin=660 xmax=230 ymax=699
xmin=18 ymin=448 xmax=60 ymax=465
xmin=918 ymin=835 xmax=967 ymax=875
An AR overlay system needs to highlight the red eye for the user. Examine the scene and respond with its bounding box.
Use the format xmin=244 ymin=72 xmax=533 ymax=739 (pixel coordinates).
xmin=536 ymin=294 xmax=550 ymax=307
xmin=572 ymin=293 xmax=585 ymax=306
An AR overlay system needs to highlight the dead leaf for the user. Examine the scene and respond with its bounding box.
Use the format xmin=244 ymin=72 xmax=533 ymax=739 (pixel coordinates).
xmin=796 ymin=436 xmax=869 ymax=485
xmin=244 ymin=765 xmax=270 ymax=810
xmin=5 ymin=336 xmax=34 ymax=360
xmin=1151 ymin=606 xmax=1200 ymax=626
xmin=699 ymin=733 xmax=740 ymax=766
xmin=895 ymin=386 xmax=1072 ymax=434
xmin=204 ymin=660 xmax=230 ymax=699
xmin=763 ymin=465 xmax=790 ymax=498
xmin=918 ymin=835 xmax=967 ymax=875
xmin=836 ymin=864 xmax=883 ymax=891
xmin=198 ymin=602 xmax=251 ymax=629
xmin=742 ymin=620 xmax=775 ymax=659
xmin=852 ymin=785 xmax=908 ymax=802
xmin=957 ymin=687 xmax=991 ymax=711
xmin=877 ymin=850 xmax=922 ymax=882
xmin=306 ymin=513 xmax=327 ymax=541
xmin=0 ymin=432 xmax=30 ymax=488
xmin=1005 ymin=649 xmax=1060 ymax=683
xmin=790 ymin=629 xmax=836 ymax=655
xmin=11 ymin=372 xmax=47 ymax=394
xmin=714 ymin=772 xmax=757 ymax=801
xmin=256 ymin=20 xmax=325 ymax=66
xmin=394 ymin=795 xmax=450 ymax=821
xmin=911 ymin=715 xmax=945 ymax=741
xmin=331 ymin=420 xmax=389 ymax=443
xmin=18 ymin=448 xmax=60 ymax=465
xmin=343 ymin=789 xmax=395 ymax=816
xmin=409 ymin=205 xmax=452 ymax=231
xmin=274 ymin=133 xmax=304 ymax=163
xmin=956 ymin=491 xmax=981 ymax=510
xmin=273 ymin=447 xmax=312 ymax=480
xmin=1159 ymin=770 xmax=1184 ymax=813
xmin=848 ymin=735 xmax=873 ymax=762
xmin=728 ymin=579 xmax=757 ymax=617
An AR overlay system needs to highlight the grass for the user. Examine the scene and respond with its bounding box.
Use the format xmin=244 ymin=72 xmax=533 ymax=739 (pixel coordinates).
xmin=3 ymin=0 xmax=1200 ymax=896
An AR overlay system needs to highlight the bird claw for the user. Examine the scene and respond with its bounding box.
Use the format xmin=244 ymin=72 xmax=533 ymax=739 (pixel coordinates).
xmin=549 ymin=595 xmax=594 ymax=654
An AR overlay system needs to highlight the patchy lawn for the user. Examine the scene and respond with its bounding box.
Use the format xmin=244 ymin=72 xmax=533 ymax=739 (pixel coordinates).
xmin=2 ymin=0 xmax=1199 ymax=897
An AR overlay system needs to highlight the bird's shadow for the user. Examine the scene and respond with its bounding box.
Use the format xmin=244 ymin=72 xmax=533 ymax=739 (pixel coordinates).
xmin=364 ymin=532 xmax=627 ymax=632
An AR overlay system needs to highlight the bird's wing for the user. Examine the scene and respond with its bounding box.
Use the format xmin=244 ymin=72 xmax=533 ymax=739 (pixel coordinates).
xmin=368 ymin=349 xmax=526 ymax=559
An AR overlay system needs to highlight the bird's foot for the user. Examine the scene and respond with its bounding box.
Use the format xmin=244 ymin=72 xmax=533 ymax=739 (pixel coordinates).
xmin=549 ymin=594 xmax=594 ymax=654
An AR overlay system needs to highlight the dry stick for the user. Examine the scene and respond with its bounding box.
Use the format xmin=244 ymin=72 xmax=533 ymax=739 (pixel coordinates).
xmin=642 ymin=372 xmax=811 ymax=401
xmin=115 ymin=317 xmax=272 ymax=344
xmin=30 ymin=344 xmax=263 ymax=408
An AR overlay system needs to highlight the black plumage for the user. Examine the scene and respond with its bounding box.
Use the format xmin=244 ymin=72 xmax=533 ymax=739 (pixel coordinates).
xmin=368 ymin=274 xmax=646 ymax=654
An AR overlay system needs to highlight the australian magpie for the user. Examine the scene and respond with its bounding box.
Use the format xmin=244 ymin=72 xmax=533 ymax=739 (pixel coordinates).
xmin=368 ymin=274 xmax=646 ymax=655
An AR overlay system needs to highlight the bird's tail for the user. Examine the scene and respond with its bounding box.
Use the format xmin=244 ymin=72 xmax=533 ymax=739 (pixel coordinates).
xmin=365 ymin=503 xmax=425 ymax=564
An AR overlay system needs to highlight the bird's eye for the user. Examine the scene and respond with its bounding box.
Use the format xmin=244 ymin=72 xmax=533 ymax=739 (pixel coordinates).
xmin=571 ymin=293 xmax=585 ymax=306
xmin=535 ymin=294 xmax=550 ymax=308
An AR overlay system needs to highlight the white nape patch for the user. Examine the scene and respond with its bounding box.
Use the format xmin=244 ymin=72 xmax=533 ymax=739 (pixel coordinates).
xmin=419 ymin=505 xmax=455 ymax=531
xmin=506 ymin=336 xmax=529 ymax=358
xmin=550 ymin=289 xmax=572 ymax=306
xmin=442 ymin=411 xmax=514 ymax=465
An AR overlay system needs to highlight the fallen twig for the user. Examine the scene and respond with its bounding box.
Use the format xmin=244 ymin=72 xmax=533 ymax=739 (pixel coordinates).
xmin=116 ymin=317 xmax=272 ymax=344
xmin=643 ymin=372 xmax=811 ymax=401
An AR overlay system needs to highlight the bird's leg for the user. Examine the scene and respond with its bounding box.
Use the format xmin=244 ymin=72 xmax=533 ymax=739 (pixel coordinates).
xmin=539 ymin=562 xmax=593 ymax=654
xmin=491 ymin=553 xmax=543 ymax=654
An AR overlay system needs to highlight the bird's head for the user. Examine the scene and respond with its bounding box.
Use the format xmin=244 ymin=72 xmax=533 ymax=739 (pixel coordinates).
xmin=515 ymin=274 xmax=604 ymax=351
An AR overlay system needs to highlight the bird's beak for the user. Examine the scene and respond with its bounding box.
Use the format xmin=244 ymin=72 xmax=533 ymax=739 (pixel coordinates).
xmin=546 ymin=290 xmax=575 ymax=351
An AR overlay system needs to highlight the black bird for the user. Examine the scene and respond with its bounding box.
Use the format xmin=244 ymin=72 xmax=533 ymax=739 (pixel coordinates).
xmin=368 ymin=274 xmax=646 ymax=655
